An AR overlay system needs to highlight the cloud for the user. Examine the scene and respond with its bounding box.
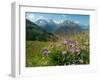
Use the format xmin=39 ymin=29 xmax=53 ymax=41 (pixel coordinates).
xmin=36 ymin=16 xmax=45 ymax=20
xmin=54 ymin=19 xmax=64 ymax=24
xmin=61 ymin=14 xmax=67 ymax=18
xmin=26 ymin=13 xmax=47 ymax=22
xmin=26 ymin=13 xmax=36 ymax=22
xmin=74 ymin=21 xmax=80 ymax=24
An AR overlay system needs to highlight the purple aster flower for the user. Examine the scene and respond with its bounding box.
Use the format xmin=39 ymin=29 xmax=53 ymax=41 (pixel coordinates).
xmin=63 ymin=40 xmax=77 ymax=47
xmin=68 ymin=47 xmax=80 ymax=54
xmin=67 ymin=40 xmax=76 ymax=47
xmin=68 ymin=47 xmax=76 ymax=53
xmin=41 ymin=48 xmax=50 ymax=56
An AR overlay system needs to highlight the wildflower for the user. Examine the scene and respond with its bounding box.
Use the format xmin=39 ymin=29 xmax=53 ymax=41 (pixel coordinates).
xmin=79 ymin=59 xmax=84 ymax=64
xmin=41 ymin=48 xmax=50 ymax=56
xmin=67 ymin=40 xmax=76 ymax=47
xmin=62 ymin=51 xmax=67 ymax=55
xmin=63 ymin=40 xmax=68 ymax=45
xmin=68 ymin=47 xmax=76 ymax=53
xmin=63 ymin=40 xmax=77 ymax=47
xmin=68 ymin=47 xmax=80 ymax=54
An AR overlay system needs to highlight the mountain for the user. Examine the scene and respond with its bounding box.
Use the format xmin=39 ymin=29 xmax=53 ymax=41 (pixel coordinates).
xmin=35 ymin=19 xmax=57 ymax=33
xmin=26 ymin=19 xmax=57 ymax=41
xmin=35 ymin=19 xmax=48 ymax=28
xmin=26 ymin=18 xmax=89 ymax=40
xmin=79 ymin=24 xmax=89 ymax=30
xmin=35 ymin=19 xmax=88 ymax=34
xmin=55 ymin=20 xmax=87 ymax=34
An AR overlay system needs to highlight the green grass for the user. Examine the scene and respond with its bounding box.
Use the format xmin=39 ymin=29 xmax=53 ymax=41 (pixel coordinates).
xmin=26 ymin=32 xmax=89 ymax=67
xmin=26 ymin=41 xmax=50 ymax=67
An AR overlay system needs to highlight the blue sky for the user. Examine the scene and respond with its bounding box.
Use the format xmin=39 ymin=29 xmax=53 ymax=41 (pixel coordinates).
xmin=26 ymin=12 xmax=90 ymax=26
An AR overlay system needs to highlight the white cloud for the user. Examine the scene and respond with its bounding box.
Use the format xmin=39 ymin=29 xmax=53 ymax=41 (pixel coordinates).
xmin=74 ymin=21 xmax=80 ymax=24
xmin=54 ymin=19 xmax=64 ymax=24
xmin=26 ymin=13 xmax=36 ymax=22
xmin=36 ymin=16 xmax=45 ymax=20
xmin=26 ymin=13 xmax=47 ymax=22
xmin=61 ymin=14 xmax=66 ymax=18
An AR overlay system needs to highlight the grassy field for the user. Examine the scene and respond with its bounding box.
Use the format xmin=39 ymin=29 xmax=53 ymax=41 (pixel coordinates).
xmin=26 ymin=32 xmax=89 ymax=67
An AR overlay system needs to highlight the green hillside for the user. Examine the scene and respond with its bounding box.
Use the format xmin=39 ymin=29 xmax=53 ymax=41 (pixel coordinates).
xmin=26 ymin=19 xmax=57 ymax=41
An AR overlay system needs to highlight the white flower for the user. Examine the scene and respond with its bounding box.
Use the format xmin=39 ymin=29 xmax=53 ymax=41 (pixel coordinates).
xmin=62 ymin=51 xmax=67 ymax=55
xmin=79 ymin=59 xmax=84 ymax=63
xmin=63 ymin=40 xmax=68 ymax=45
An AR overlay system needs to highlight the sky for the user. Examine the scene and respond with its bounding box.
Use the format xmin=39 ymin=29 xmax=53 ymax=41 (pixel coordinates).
xmin=26 ymin=12 xmax=90 ymax=26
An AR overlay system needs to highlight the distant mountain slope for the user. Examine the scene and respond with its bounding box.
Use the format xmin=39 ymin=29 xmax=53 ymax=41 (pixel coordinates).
xmin=35 ymin=19 xmax=88 ymax=34
xmin=35 ymin=19 xmax=57 ymax=33
xmin=55 ymin=20 xmax=86 ymax=34
xmin=26 ymin=18 xmax=89 ymax=41
xmin=26 ymin=19 xmax=57 ymax=41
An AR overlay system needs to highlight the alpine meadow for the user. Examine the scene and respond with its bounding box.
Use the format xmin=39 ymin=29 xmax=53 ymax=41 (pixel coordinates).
xmin=26 ymin=12 xmax=90 ymax=67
